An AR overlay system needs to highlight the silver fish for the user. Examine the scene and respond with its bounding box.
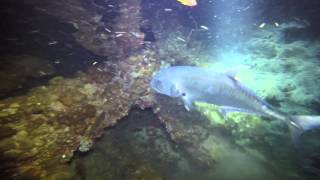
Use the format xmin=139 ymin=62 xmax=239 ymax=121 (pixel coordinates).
xmin=150 ymin=66 xmax=320 ymax=142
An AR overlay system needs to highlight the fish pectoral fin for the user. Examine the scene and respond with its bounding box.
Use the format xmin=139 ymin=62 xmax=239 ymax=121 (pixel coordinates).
xmin=218 ymin=108 xmax=227 ymax=119
xmin=182 ymin=96 xmax=194 ymax=111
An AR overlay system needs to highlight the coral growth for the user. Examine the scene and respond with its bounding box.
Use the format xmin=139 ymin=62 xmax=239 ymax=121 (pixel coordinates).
xmin=0 ymin=76 xmax=105 ymax=178
xmin=240 ymin=22 xmax=320 ymax=113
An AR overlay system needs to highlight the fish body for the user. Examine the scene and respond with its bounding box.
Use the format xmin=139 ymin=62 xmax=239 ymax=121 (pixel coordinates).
xmin=177 ymin=0 xmax=197 ymax=6
xmin=151 ymin=66 xmax=272 ymax=114
xmin=150 ymin=66 xmax=320 ymax=142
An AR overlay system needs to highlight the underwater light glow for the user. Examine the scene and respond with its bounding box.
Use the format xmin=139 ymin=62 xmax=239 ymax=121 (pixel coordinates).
xmin=202 ymin=0 xmax=263 ymax=88
xmin=210 ymin=0 xmax=257 ymax=49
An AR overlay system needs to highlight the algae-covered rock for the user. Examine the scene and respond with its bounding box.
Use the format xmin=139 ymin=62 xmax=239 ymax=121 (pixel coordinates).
xmin=130 ymin=165 xmax=163 ymax=180
xmin=78 ymin=137 xmax=93 ymax=152
xmin=0 ymin=107 xmax=18 ymax=116
xmin=0 ymin=55 xmax=56 ymax=97
xmin=0 ymin=46 xmax=160 ymax=179
xmin=0 ymin=126 xmax=17 ymax=139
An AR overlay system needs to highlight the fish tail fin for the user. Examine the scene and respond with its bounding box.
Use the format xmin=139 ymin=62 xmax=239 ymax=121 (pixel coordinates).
xmin=289 ymin=116 xmax=320 ymax=145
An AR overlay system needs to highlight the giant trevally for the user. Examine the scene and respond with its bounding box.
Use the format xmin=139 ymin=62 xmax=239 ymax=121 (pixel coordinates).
xmin=150 ymin=66 xmax=320 ymax=142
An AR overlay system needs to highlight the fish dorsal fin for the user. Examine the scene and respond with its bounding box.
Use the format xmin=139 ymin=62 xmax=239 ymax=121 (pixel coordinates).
xmin=227 ymin=74 xmax=272 ymax=108
xmin=224 ymin=65 xmax=249 ymax=80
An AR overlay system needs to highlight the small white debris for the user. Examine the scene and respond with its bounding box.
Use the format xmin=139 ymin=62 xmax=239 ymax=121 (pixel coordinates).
xmin=115 ymin=34 xmax=123 ymax=38
xmin=97 ymin=68 xmax=103 ymax=72
xmin=177 ymin=37 xmax=186 ymax=42
xmin=62 ymin=154 xmax=66 ymax=159
xmin=54 ymin=60 xmax=61 ymax=64
xmin=39 ymin=71 xmax=47 ymax=76
xmin=108 ymin=4 xmax=114 ymax=7
xmin=258 ymin=22 xmax=266 ymax=28
xmin=67 ymin=21 xmax=79 ymax=30
xmin=29 ymin=30 xmax=40 ymax=33
xmin=164 ymin=8 xmax=173 ymax=12
xmin=92 ymin=61 xmax=98 ymax=65
xmin=104 ymin=27 xmax=112 ymax=33
xmin=200 ymin=25 xmax=209 ymax=30
xmin=35 ymin=7 xmax=47 ymax=12
xmin=274 ymin=22 xmax=279 ymax=27
xmin=290 ymin=121 xmax=300 ymax=128
xmin=93 ymin=15 xmax=102 ymax=23
xmin=6 ymin=38 xmax=19 ymax=41
xmin=130 ymin=32 xmax=141 ymax=37
xmin=115 ymin=31 xmax=127 ymax=34
xmin=241 ymin=5 xmax=251 ymax=11
xmin=48 ymin=41 xmax=58 ymax=45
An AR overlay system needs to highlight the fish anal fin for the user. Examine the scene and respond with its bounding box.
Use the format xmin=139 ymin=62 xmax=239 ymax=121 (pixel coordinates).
xmin=289 ymin=116 xmax=320 ymax=147
xmin=218 ymin=106 xmax=262 ymax=117
xmin=291 ymin=116 xmax=320 ymax=131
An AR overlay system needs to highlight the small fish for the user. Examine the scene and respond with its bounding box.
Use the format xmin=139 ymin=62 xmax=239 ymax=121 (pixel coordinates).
xmin=92 ymin=61 xmax=98 ymax=65
xmin=200 ymin=25 xmax=209 ymax=30
xmin=150 ymin=66 xmax=320 ymax=144
xmin=164 ymin=8 xmax=173 ymax=12
xmin=177 ymin=0 xmax=197 ymax=6
xmin=274 ymin=22 xmax=279 ymax=27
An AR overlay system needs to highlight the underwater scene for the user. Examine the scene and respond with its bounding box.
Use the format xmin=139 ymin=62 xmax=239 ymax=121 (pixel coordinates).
xmin=1 ymin=0 xmax=320 ymax=179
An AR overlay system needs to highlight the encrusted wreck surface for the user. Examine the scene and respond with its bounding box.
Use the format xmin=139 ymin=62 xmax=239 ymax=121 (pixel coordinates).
xmin=0 ymin=0 xmax=160 ymax=178
xmin=27 ymin=0 xmax=145 ymax=58
xmin=0 ymin=49 xmax=159 ymax=178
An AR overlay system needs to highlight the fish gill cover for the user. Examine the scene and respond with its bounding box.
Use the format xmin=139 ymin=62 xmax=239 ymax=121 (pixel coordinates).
xmin=0 ymin=0 xmax=320 ymax=179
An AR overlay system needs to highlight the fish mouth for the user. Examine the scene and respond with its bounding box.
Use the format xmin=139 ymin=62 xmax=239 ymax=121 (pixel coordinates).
xmin=151 ymin=85 xmax=162 ymax=93
xmin=149 ymin=80 xmax=158 ymax=91
xmin=150 ymin=80 xmax=162 ymax=94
